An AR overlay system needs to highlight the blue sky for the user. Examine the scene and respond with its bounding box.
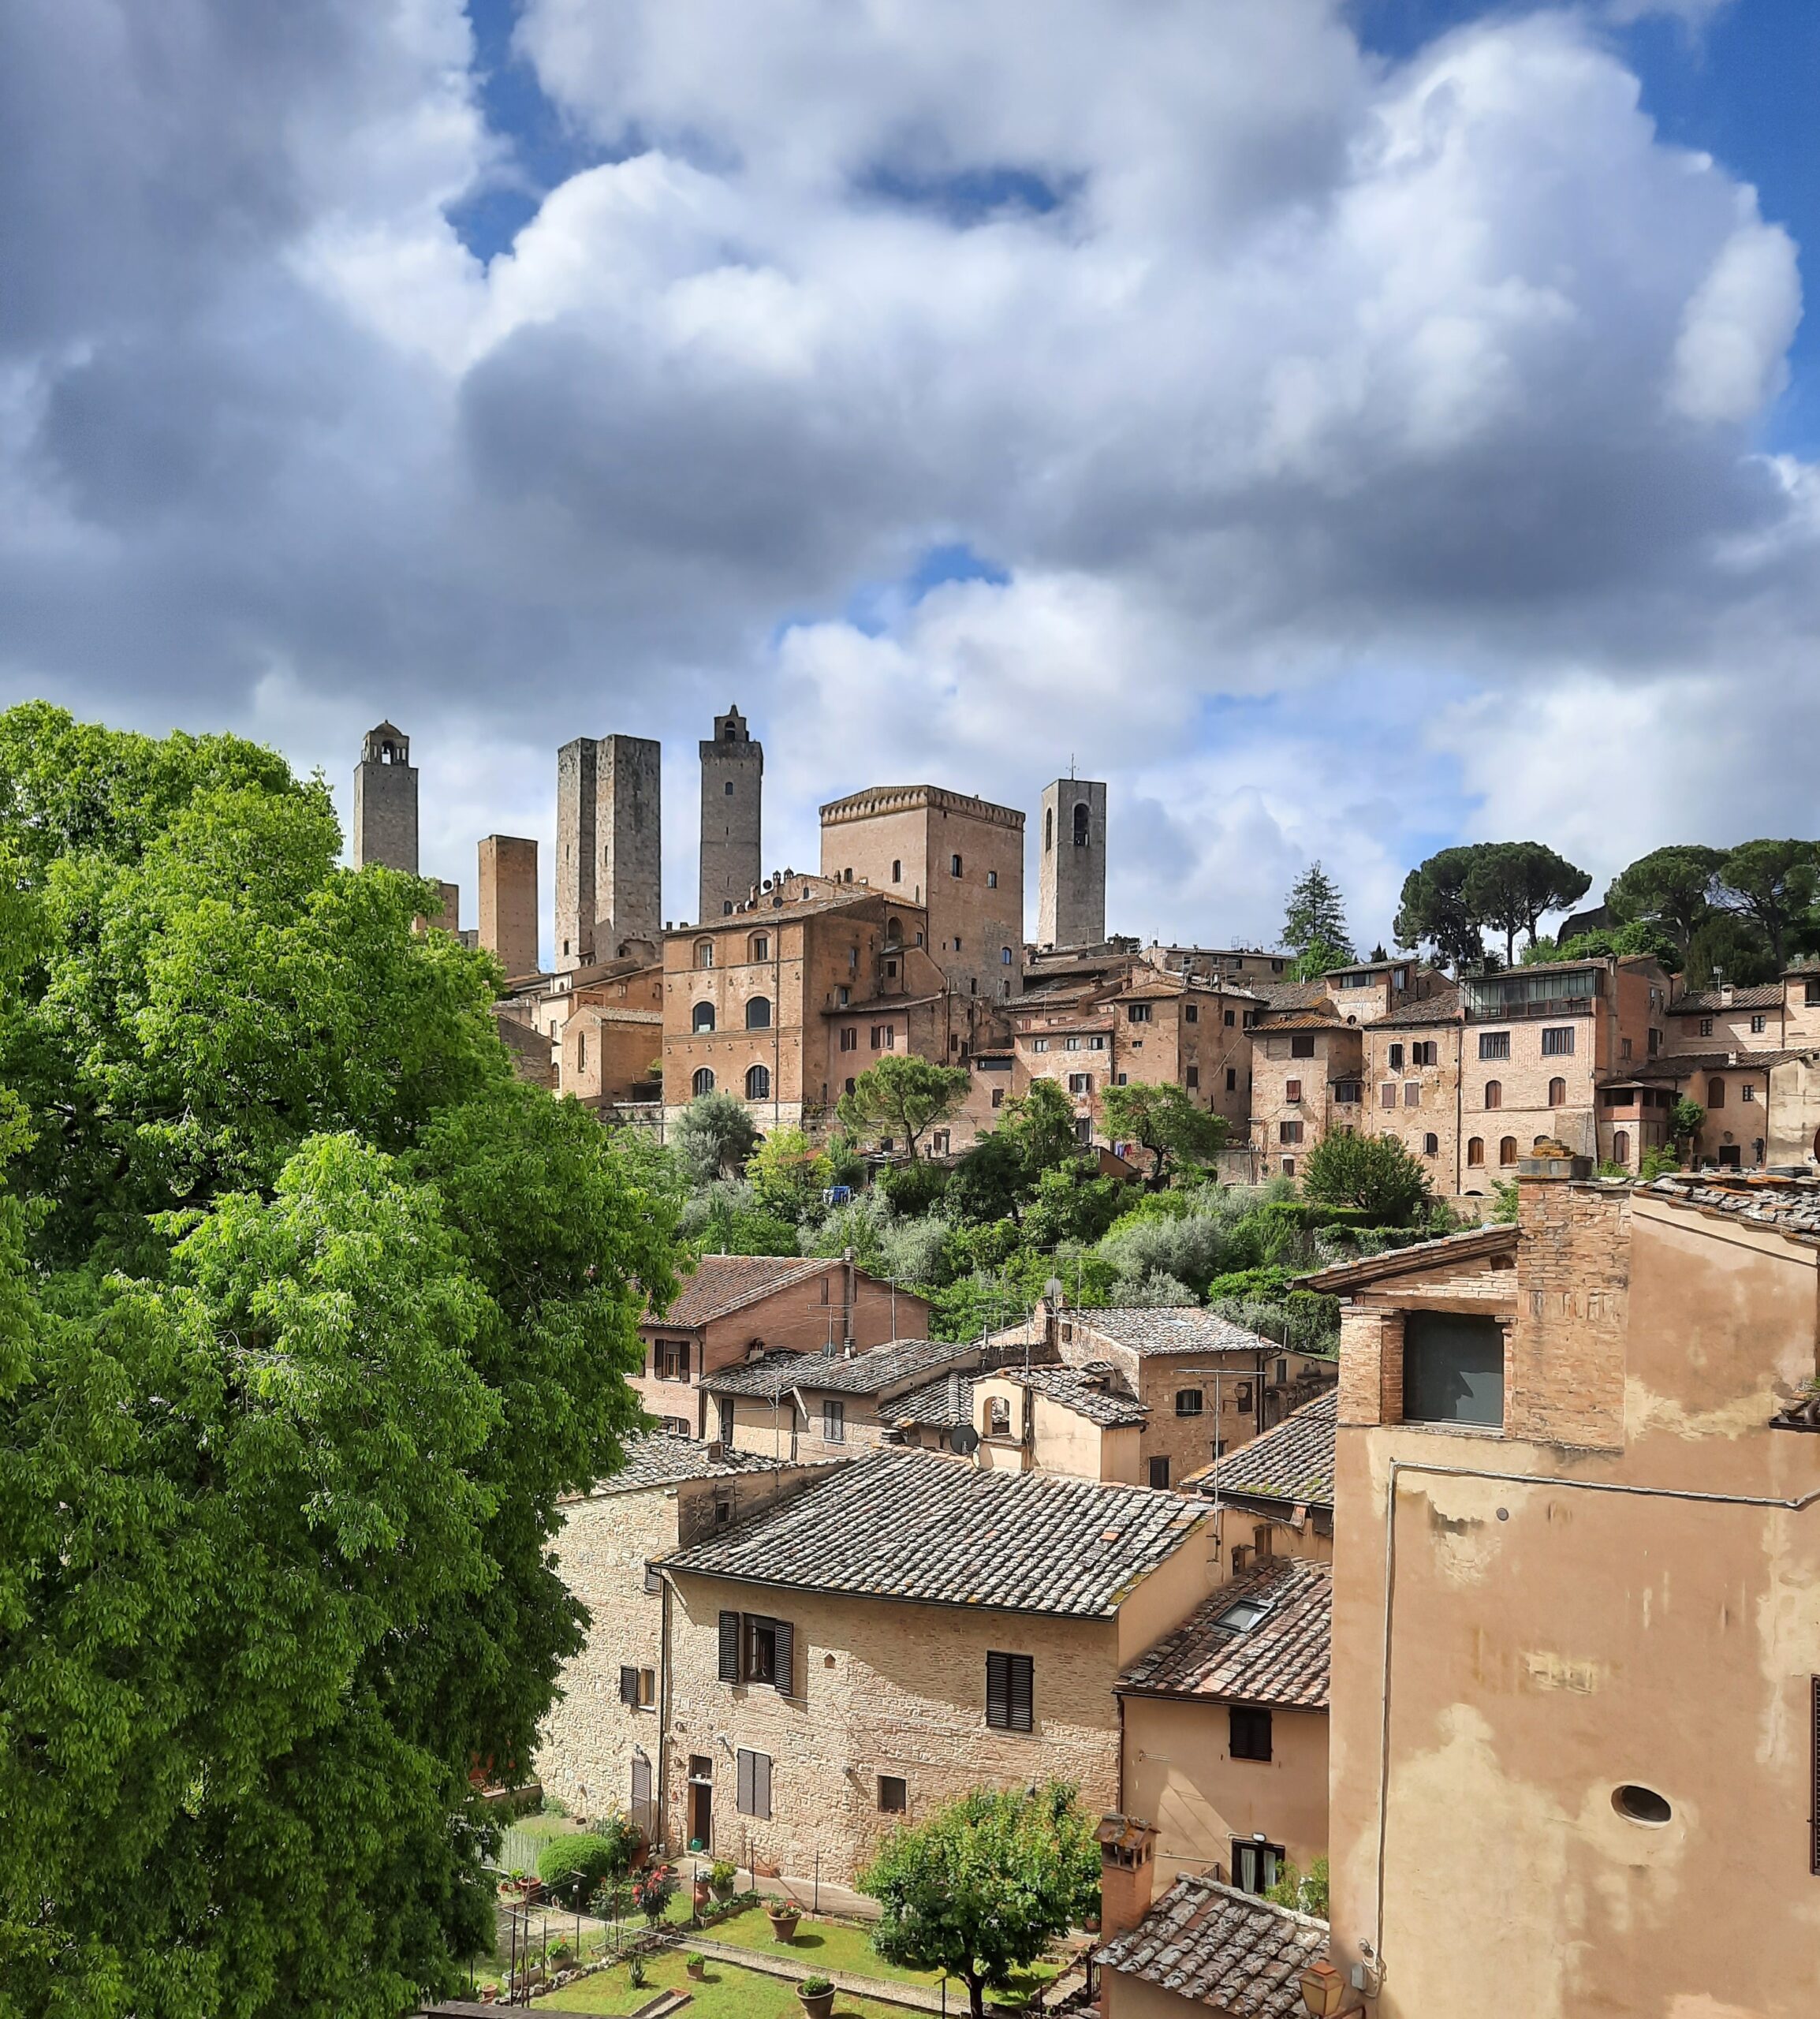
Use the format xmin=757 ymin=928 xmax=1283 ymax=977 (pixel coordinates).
xmin=2 ymin=0 xmax=1816 ymax=958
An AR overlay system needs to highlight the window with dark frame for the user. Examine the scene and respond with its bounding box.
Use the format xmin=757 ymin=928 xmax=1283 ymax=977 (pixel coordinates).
xmin=986 ymin=1651 xmax=1035 ymax=1732
xmin=1231 ymin=1837 xmax=1285 ymax=1894
xmin=1147 ymin=1455 xmax=1170 ymax=1489
xmin=1290 ymin=1034 xmax=1315 ymax=1058
xmin=718 ymin=1610 xmax=795 ymax=1695
xmin=1175 ymin=1389 xmax=1203 ymax=1416
xmin=1479 ymin=1031 xmax=1511 ymax=1061
xmin=822 ymin=1398 xmax=846 ymax=1443
xmin=1229 ymin=1705 xmax=1273 ymax=1761
xmin=878 ymin=1775 xmax=908 ymax=1814
xmin=618 ymin=1665 xmax=655 ymax=1708
xmin=1811 ymin=1675 xmax=1819 ymax=1875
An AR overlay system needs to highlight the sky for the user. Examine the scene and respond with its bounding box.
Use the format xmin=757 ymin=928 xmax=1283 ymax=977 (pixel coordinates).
xmin=2 ymin=0 xmax=1817 ymax=960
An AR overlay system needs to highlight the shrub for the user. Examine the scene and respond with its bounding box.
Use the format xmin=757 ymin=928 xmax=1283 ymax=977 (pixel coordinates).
xmin=710 ymin=1858 xmax=737 ymax=1889
xmin=800 ymin=1976 xmax=834 ymax=1995
xmin=880 ymin=1157 xmax=950 ymax=1216
xmin=538 ymin=1833 xmax=624 ymax=1908
xmin=632 ymin=1860 xmax=678 ymax=1924
xmin=1300 ymin=1130 xmax=1431 ymax=1225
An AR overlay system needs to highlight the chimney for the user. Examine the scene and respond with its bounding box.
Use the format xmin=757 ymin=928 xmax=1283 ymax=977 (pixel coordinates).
xmin=1720 ymin=983 xmax=1735 ymax=1006
xmin=1095 ymin=1815 xmax=1159 ymax=1943
xmin=1728 ymin=1050 xmax=1740 ymax=1068
xmin=842 ymin=1247 xmax=856 ymax=1349
xmin=706 ymin=1440 xmax=727 ymax=1464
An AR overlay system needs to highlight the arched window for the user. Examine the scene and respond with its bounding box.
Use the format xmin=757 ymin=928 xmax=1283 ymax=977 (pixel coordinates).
xmin=985 ymin=1397 xmax=1011 ymax=1436
xmin=1483 ymin=1080 xmax=1502 ymax=1110
xmin=1533 ymin=1133 xmax=1550 ymax=1148
xmin=1044 ymin=809 xmax=1054 ymax=853
xmin=692 ymin=1002 xmax=716 ymax=1033
xmin=694 ymin=939 xmax=714 ymax=968
xmin=1423 ymin=1133 xmax=1439 ymax=1155
xmin=885 ymin=916 xmax=902 ymax=946
xmin=745 ymin=996 xmax=771 ymax=1031
xmin=692 ymin=1067 xmax=715 ymax=1096
xmin=1707 ymin=1077 xmax=1725 ymax=1109
xmin=1073 ymin=801 xmax=1090 ymax=846
xmin=891 ymin=858 xmax=902 ymax=882
xmin=745 ymin=1063 xmax=771 ymax=1099
xmin=1548 ymin=1077 xmax=1566 ymax=1107
xmin=1467 ymin=1136 xmax=1486 ymax=1167
xmin=1499 ymin=1136 xmax=1519 ymax=1166
xmin=1613 ymin=1130 xmax=1630 ymax=1165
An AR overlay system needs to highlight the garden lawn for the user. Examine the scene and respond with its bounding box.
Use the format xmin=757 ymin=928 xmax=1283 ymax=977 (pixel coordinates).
xmin=706 ymin=1905 xmax=1060 ymax=2005
xmin=548 ymin=1950 xmax=911 ymax=2017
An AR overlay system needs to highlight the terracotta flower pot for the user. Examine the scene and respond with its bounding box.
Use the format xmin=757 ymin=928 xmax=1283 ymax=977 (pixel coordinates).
xmin=798 ymin=1988 xmax=836 ymax=2019
xmin=686 ymin=1960 xmax=707 ymax=1981
xmin=766 ymin=1908 xmax=801 ymax=1943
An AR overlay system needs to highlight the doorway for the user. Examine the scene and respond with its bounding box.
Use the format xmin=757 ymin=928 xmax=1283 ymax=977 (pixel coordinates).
xmin=687 ymin=1754 xmax=713 ymax=1852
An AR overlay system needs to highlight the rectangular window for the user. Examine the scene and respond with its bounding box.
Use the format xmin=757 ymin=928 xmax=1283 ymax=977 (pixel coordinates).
xmin=644 ymin=1564 xmax=662 ymax=1595
xmin=986 ymin=1651 xmax=1035 ymax=1732
xmin=986 ymin=870 xmax=998 ymax=888
xmin=618 ymin=1665 xmax=655 ymax=1707
xmin=840 ymin=1026 xmax=857 ymax=1051
xmin=1380 ymin=1082 xmax=1397 ymax=1110
xmin=1335 ymin=1080 xmax=1362 ymax=1104
xmin=822 ymin=1398 xmax=846 ymax=1443
xmin=1229 ymin=1706 xmax=1273 ymax=1762
xmin=1752 ymin=1013 xmax=1768 ymax=1035
xmin=1067 ymin=1073 xmax=1093 ymax=1094
xmin=1065 ymin=1036 xmax=1082 ymax=1051
xmin=1175 ymin=1389 xmax=1203 ymax=1416
xmin=736 ymin=1748 xmax=773 ymax=1820
xmin=1224 ymin=1010 xmax=1236 ymax=1027
xmin=991 ymin=1088 xmax=1005 ymax=1108
xmin=1128 ymin=1003 xmax=1153 ymax=1023
xmin=879 ymin=1775 xmax=908 ymax=1814
xmin=1388 ymin=1043 xmax=1404 ymax=1069
xmin=1743 ymin=1083 xmax=1757 ymax=1102
xmin=1232 ymin=1837 xmax=1285 ymax=1895
xmin=1147 ymin=1455 xmax=1171 ymax=1488
xmin=1478 ymin=1032 xmax=1511 ymax=1062
xmin=1089 ymin=1034 xmax=1106 ymax=1050
xmin=1807 ymin=982 xmax=1820 ymax=1007
xmin=1285 ymin=1079 xmax=1303 ymax=1103
xmin=1699 ymin=1016 xmax=1714 ymax=1036
xmin=1225 ymin=1067 xmax=1237 ymax=1092
xmin=655 ymin=1339 xmax=692 ymax=1381
xmin=1290 ymin=1034 xmax=1315 ymax=1058
xmin=1278 ymin=1120 xmax=1303 ymax=1144
xmin=1404 ymin=1082 xmax=1420 ymax=1107
xmin=719 ymin=1610 xmax=794 ymax=1694
xmin=1541 ymin=1027 xmax=1575 ymax=1056
xmin=1186 ymin=1066 xmax=1200 ymax=1089
xmin=1403 ymin=1311 xmax=1505 ymax=1428
xmin=1185 ymin=1004 xmax=1199 ymax=1024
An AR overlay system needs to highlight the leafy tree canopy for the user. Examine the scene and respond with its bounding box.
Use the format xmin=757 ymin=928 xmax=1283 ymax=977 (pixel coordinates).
xmin=948 ymin=1080 xmax=1082 ymax=1224
xmin=0 ymin=707 xmax=683 ymax=2019
xmin=836 ymin=1054 xmax=969 ymax=1162
xmin=1393 ymin=845 xmax=1484 ymax=971
xmin=1605 ymin=845 xmax=1725 ymax=954
xmin=1281 ymin=862 xmax=1354 ymax=967
xmin=1711 ymin=839 xmax=1819 ymax=970
xmin=745 ymin=1126 xmax=832 ymax=1222
xmin=1099 ymin=1080 xmax=1227 ymax=1190
xmin=861 ymin=1782 xmax=1097 ymax=2019
xmin=672 ymin=1090 xmax=761 ymax=1185
xmin=1461 ymin=842 xmax=1591 ymax=965
xmin=1521 ymin=919 xmax=1683 ymax=972
xmin=1299 ymin=1129 xmax=1432 ymax=1225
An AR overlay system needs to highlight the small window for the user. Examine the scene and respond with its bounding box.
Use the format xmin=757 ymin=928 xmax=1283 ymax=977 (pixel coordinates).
xmin=1499 ymin=1136 xmax=1518 ymax=1166
xmin=1380 ymin=1082 xmax=1397 ymax=1110
xmin=617 ymin=1665 xmax=656 ymax=1707
xmin=1423 ymin=1132 xmax=1439 ymax=1155
xmin=736 ymin=1747 xmax=773 ymax=1819
xmin=1065 ymin=1036 xmax=1082 ymax=1051
xmin=1232 ymin=1837 xmax=1285 ymax=1894
xmin=1175 ymin=1389 xmax=1203 ymax=1416
xmin=1467 ymin=1136 xmax=1485 ymax=1167
xmin=891 ymin=859 xmax=902 ymax=882
xmin=987 ymin=870 xmax=998 ymax=889
xmin=1184 ymin=1004 xmax=1199 ymax=1024
xmin=1229 ymin=1706 xmax=1273 ymax=1762
xmin=1290 ymin=1033 xmax=1315 ymax=1058
xmin=1388 ymin=1043 xmax=1404 ymax=1069
xmin=985 ymin=1396 xmax=1012 ymax=1437
xmin=1001 ymin=946 xmax=1013 ymax=964
xmin=1281 ymin=1157 xmax=1295 ymax=1176
xmin=1479 ymin=1031 xmax=1511 ymax=1062
xmin=950 ymin=854 xmax=963 ymax=877
xmin=1613 ymin=1129 xmax=1631 ymax=1163
xmin=1233 ymin=1381 xmax=1253 ymax=1412
xmin=841 ymin=1026 xmax=857 ymax=1051
xmin=986 ymin=1651 xmax=1034 ymax=1732
xmin=1285 ymin=1079 xmax=1303 ymax=1103
xmin=1548 ymin=1077 xmax=1566 ymax=1107
xmin=822 ymin=1398 xmax=845 ymax=1444
xmin=1806 ymin=981 xmax=1820 ymax=1007
xmin=1742 ymin=1083 xmax=1757 ymax=1103
xmin=1708 ymin=1077 xmax=1726 ymax=1108
xmin=692 ymin=1001 xmax=716 ymax=1033
xmin=1031 ymin=1037 xmax=1049 ymax=1052
xmin=745 ymin=995 xmax=771 ymax=1029
xmin=1278 ymin=1119 xmax=1303 ymax=1144
xmin=1089 ymin=1034 xmax=1106 ymax=1050
xmin=1128 ymin=1003 xmax=1153 ymax=1024
xmin=1225 ymin=1067 xmax=1238 ymax=1092
xmin=1147 ymin=1455 xmax=1171 ymax=1489
xmin=746 ymin=1063 xmax=771 ymax=1099
xmin=1335 ymin=1080 xmax=1362 ymax=1104
xmin=1224 ymin=1010 xmax=1236 ymax=1028
xmin=878 ymin=1775 xmax=908 ymax=1814
xmin=695 ymin=940 xmax=715 ymax=969
xmin=1483 ymin=1080 xmax=1502 ymax=1110
xmin=725 ymin=779 xmax=735 ymax=795
xmin=1413 ymin=1041 xmax=1438 ymax=1066
xmin=1699 ymin=1017 xmax=1714 ymax=1037
xmin=1751 ymin=1013 xmax=1767 ymax=1035
xmin=991 ymin=1087 xmax=1005 ymax=1108
xmin=1404 ymin=1082 xmax=1420 ymax=1107
xmin=1185 ymin=1066 xmax=1200 ymax=1089
xmin=1067 ymin=1073 xmax=1093 ymax=1095
xmin=1541 ymin=1026 xmax=1575 ymax=1056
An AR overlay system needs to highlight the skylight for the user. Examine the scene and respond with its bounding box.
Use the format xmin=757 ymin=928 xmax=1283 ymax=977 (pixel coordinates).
xmin=1215 ymin=1597 xmax=1270 ymax=1633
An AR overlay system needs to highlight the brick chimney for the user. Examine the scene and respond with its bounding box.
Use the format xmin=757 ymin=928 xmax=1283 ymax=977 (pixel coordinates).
xmin=1095 ymin=1814 xmax=1159 ymax=1942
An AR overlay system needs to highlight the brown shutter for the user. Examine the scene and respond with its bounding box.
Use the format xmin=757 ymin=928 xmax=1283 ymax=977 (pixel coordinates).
xmin=681 ymin=1339 xmax=691 ymax=1379
xmin=754 ymin=1749 xmax=772 ymax=1820
xmin=1009 ymin=1654 xmax=1034 ymax=1733
xmin=718 ymin=1611 xmax=740 ymax=1682
xmin=986 ymin=1651 xmax=1009 ymax=1728
xmin=737 ymin=1748 xmax=753 ymax=1816
xmin=619 ymin=1665 xmax=639 ymax=1705
xmin=774 ymin=1618 xmax=794 ymax=1698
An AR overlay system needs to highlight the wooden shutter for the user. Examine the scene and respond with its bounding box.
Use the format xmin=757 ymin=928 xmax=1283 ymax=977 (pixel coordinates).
xmin=718 ymin=1610 xmax=740 ymax=1682
xmin=737 ymin=1748 xmax=754 ymax=1816
xmin=681 ymin=1339 xmax=691 ymax=1379
xmin=986 ymin=1651 xmax=1010 ymax=1729
xmin=753 ymin=1749 xmax=772 ymax=1819
xmin=631 ymin=1755 xmax=651 ymax=1812
xmin=773 ymin=1618 xmax=795 ymax=1698
xmin=1009 ymin=1654 xmax=1034 ymax=1733
xmin=1811 ymin=1675 xmax=1820 ymax=1876
xmin=619 ymin=1665 xmax=639 ymax=1705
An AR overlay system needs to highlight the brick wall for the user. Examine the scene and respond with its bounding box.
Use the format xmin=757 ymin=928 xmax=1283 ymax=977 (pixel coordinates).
xmin=1502 ymin=1177 xmax=1630 ymax=1450
xmin=478 ymin=834 xmax=539 ymax=980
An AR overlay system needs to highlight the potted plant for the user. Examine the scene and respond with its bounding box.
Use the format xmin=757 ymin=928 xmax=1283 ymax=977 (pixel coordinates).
xmin=692 ymin=1870 xmax=712 ymax=1913
xmin=766 ymin=1901 xmax=801 ymax=1942
xmin=798 ymin=1974 xmax=836 ymax=2019
xmin=632 ymin=1860 xmax=678 ymax=1926
xmin=685 ymin=1953 xmax=707 ymax=1981
xmin=710 ymin=1858 xmax=737 ymax=1901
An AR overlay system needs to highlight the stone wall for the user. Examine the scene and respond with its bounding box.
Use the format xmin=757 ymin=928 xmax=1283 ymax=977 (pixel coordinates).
xmin=556 ymin=737 xmax=599 ymax=972
xmin=1037 ymin=778 xmax=1106 ymax=952
xmin=352 ymin=746 xmax=418 ymax=875
xmin=478 ymin=834 xmax=539 ymax=980
xmin=699 ymin=710 xmax=763 ymax=924
xmin=600 ymin=735 xmax=662 ymax=955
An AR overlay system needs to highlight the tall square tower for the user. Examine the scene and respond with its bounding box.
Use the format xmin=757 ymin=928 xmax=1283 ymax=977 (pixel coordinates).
xmin=555 ymin=733 xmax=663 ymax=968
xmin=352 ymin=721 xmax=418 ymax=875
xmin=478 ymin=834 xmax=539 ymax=980
xmin=1037 ymin=778 xmax=1107 ymax=950
xmin=699 ymin=703 xmax=763 ymax=919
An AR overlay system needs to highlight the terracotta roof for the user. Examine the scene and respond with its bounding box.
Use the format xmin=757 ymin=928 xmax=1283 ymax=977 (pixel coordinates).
xmin=1095 ymin=1874 xmax=1330 ymax=2016
xmin=819 ymin=990 xmax=946 ymax=1017
xmin=1251 ymin=980 xmax=1327 ymax=1011
xmin=1004 ymin=1364 xmax=1150 ymax=1427
xmin=1073 ymin=1309 xmax=1280 ymax=1357
xmin=886 ymin=1372 xmax=976 ymax=1429
xmin=1299 ymin=1222 xmax=1517 ymax=1293
xmin=701 ymin=1338 xmax=977 ymax=1401
xmin=655 ymin=1256 xmax=833 ymax=1330
xmin=1624 ymin=1048 xmax=1803 ymax=1080
xmin=591 ymin=1431 xmax=789 ymax=1496
xmin=1643 ymin=1172 xmax=1820 ymax=1241
xmin=662 ymin=1446 xmax=1206 ymax=1616
xmin=1374 ymin=983 xmax=1462 ymax=1029
xmin=1255 ymin=1011 xmax=1346 ymax=1032
xmin=1117 ymin=1558 xmax=1332 ymax=1710
xmin=1669 ymin=984 xmax=1783 ymax=1012
xmin=1183 ymin=1390 xmax=1335 ymax=1510
xmin=670 ymin=884 xmax=900 ymax=932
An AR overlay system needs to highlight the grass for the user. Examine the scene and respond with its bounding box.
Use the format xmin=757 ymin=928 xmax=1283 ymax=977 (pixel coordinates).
xmin=703 ymin=1905 xmax=942 ymax=1989
xmin=549 ymin=1950 xmax=910 ymax=2017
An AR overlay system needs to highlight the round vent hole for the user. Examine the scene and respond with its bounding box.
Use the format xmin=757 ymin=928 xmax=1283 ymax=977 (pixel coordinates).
xmin=1613 ymin=1784 xmax=1672 ymax=1826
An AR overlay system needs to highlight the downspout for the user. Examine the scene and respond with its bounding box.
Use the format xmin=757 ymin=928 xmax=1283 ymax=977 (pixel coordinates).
xmin=842 ymin=1248 xmax=856 ymax=1349
xmin=657 ymin=1569 xmax=673 ymax=1852
xmin=1454 ymin=1017 xmax=1464 ymax=1199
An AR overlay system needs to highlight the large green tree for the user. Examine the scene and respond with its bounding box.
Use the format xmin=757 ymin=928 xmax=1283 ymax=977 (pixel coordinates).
xmin=0 ymin=707 xmax=682 ymax=2019
xmin=1392 ymin=845 xmax=1484 ymax=971
xmin=1605 ymin=845 xmax=1725 ymax=957
xmin=861 ymin=1782 xmax=1098 ymax=2019
xmin=1281 ymin=862 xmax=1354 ymax=977
xmin=1099 ymin=1080 xmax=1227 ymax=1190
xmin=1299 ymin=1129 xmax=1432 ymax=1225
xmin=1711 ymin=839 xmax=1819 ymax=972
xmin=1461 ymin=842 xmax=1591 ymax=965
xmin=836 ymin=1054 xmax=970 ymax=1162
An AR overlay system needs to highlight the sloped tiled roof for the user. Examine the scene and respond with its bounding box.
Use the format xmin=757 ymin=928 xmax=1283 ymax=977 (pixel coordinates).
xmin=593 ymin=1431 xmax=789 ymax=1496
xmin=1250 ymin=979 xmax=1328 ymax=1012
xmin=1183 ymin=1390 xmax=1336 ymax=1510
xmin=1626 ymin=1048 xmax=1804 ymax=1080
xmin=655 ymin=1256 xmax=833 ymax=1330
xmin=1004 ymin=1363 xmax=1150 ymax=1427
xmin=1096 ymin=1874 xmax=1329 ymax=2016
xmin=1374 ymin=983 xmax=1462 ymax=1028
xmin=702 ymin=1338 xmax=977 ymax=1400
xmin=886 ymin=1372 xmax=976 ymax=1428
xmin=662 ymin=1447 xmax=1206 ymax=1616
xmin=1669 ymin=984 xmax=1783 ymax=1012
xmin=1073 ymin=1309 xmax=1278 ymax=1357
xmin=1645 ymin=1172 xmax=1820 ymax=1242
xmin=1117 ymin=1558 xmax=1331 ymax=1710
xmin=1298 ymin=1222 xmax=1517 ymax=1294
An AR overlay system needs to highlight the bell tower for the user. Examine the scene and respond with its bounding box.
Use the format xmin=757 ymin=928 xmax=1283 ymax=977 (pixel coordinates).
xmin=352 ymin=721 xmax=419 ymax=875
xmin=1037 ymin=777 xmax=1106 ymax=950
xmin=699 ymin=704 xmax=763 ymax=920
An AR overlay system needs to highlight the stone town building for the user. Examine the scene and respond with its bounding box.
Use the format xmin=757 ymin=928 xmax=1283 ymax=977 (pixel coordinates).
xmin=535 ymin=1435 xmax=825 ymax=1831
xmin=970 ymin=1362 xmax=1152 ymax=1483
xmin=1117 ymin=1556 xmax=1331 ymax=1897
xmin=636 ymin=1254 xmax=928 ymax=1439
xmin=1182 ymin=1389 xmax=1337 ymax=1584
xmin=556 ymin=733 xmax=662 ymax=972
xmin=1053 ymin=1307 xmax=1337 ymax=1492
xmin=1315 ymin=1159 xmax=1820 ymax=2018
xmin=1095 ymin=1871 xmax=1329 ymax=2019
xmin=476 ymin=833 xmax=539 ymax=980
xmin=698 ymin=704 xmax=763 ymax=922
xmin=701 ymin=1336 xmax=984 ymax=1461
xmin=655 ymin=1448 xmax=1213 ymax=1883
xmin=351 ymin=720 xmax=418 ymax=875
xmin=1037 ymin=777 xmax=1108 ymax=951
xmin=819 ymin=784 xmax=1025 ymax=1002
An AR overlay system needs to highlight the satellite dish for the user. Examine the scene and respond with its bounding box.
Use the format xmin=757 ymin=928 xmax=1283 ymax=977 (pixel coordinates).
xmin=949 ymin=1425 xmax=981 ymax=1456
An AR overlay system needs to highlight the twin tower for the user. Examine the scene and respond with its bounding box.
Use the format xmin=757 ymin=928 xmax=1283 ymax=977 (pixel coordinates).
xmin=555 ymin=705 xmax=762 ymax=970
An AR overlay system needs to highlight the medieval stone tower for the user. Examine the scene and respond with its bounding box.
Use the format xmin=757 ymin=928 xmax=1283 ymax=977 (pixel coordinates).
xmin=555 ymin=733 xmax=662 ymax=970
xmin=698 ymin=703 xmax=763 ymax=919
xmin=1037 ymin=777 xmax=1107 ymax=950
xmin=352 ymin=722 xmax=418 ymax=875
